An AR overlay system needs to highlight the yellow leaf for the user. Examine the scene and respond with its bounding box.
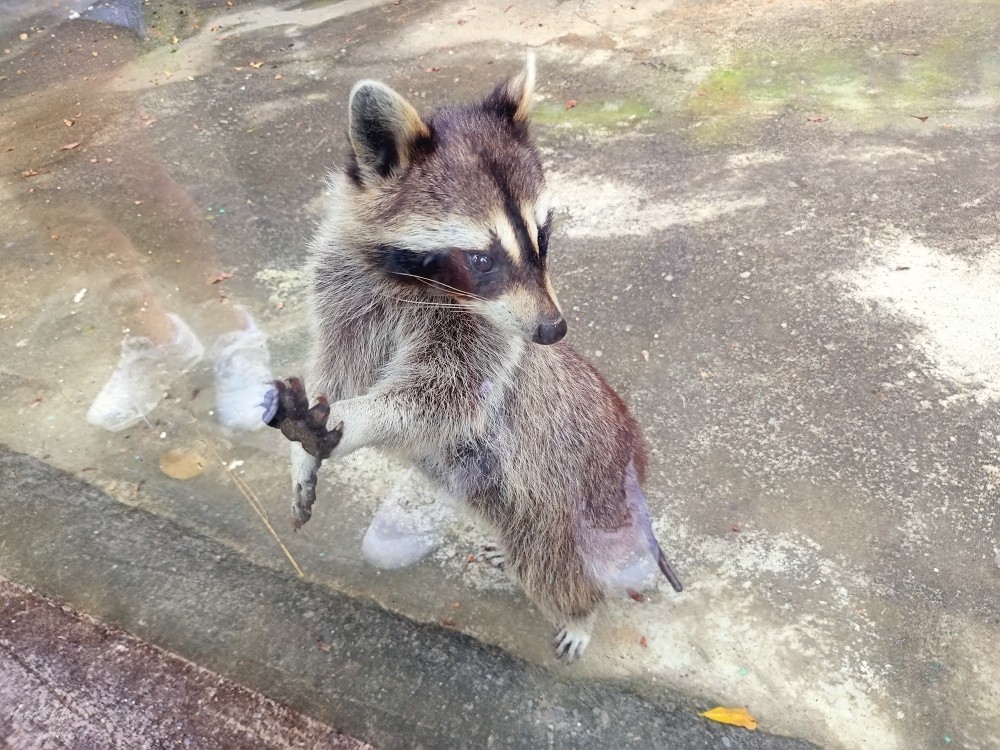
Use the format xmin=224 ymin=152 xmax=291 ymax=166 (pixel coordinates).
xmin=159 ymin=449 xmax=206 ymax=480
xmin=699 ymin=706 xmax=758 ymax=730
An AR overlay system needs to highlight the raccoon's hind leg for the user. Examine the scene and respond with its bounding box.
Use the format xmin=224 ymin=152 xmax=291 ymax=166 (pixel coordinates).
xmin=553 ymin=614 xmax=595 ymax=664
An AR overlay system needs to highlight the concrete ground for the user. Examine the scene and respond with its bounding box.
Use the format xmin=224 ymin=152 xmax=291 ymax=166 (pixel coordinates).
xmin=0 ymin=445 xmax=813 ymax=749
xmin=1 ymin=0 xmax=998 ymax=748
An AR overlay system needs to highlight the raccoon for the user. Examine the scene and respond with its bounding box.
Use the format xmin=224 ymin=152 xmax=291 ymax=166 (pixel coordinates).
xmin=264 ymin=55 xmax=682 ymax=662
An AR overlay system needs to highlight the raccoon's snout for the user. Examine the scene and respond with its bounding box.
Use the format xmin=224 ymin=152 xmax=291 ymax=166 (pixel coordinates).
xmin=532 ymin=317 xmax=567 ymax=345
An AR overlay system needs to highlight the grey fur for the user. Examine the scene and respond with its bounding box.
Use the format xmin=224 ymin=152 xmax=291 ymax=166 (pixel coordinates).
xmin=285 ymin=57 xmax=682 ymax=662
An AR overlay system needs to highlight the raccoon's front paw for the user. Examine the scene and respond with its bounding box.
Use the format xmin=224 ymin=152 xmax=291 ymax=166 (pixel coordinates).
xmin=264 ymin=377 xmax=343 ymax=460
xmin=553 ymin=626 xmax=591 ymax=664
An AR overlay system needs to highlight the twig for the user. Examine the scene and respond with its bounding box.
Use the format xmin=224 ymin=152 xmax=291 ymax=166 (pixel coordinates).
xmin=214 ymin=450 xmax=305 ymax=578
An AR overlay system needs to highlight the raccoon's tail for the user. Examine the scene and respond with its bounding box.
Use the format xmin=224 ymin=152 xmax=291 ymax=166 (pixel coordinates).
xmin=657 ymin=547 xmax=683 ymax=593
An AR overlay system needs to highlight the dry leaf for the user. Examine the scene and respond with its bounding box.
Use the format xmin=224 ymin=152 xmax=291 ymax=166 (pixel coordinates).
xmin=565 ymin=98 xmax=578 ymax=110
xmin=60 ymin=141 xmax=80 ymax=150
xmin=209 ymin=271 xmax=234 ymax=284
xmin=22 ymin=169 xmax=38 ymax=177
xmin=64 ymin=118 xmax=75 ymax=127
xmin=249 ymin=61 xmax=262 ymax=69
xmin=159 ymin=449 xmax=206 ymax=480
xmin=700 ymin=707 xmax=758 ymax=731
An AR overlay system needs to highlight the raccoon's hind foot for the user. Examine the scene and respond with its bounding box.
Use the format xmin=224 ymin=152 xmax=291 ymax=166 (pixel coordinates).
xmin=553 ymin=623 xmax=592 ymax=664
xmin=263 ymin=377 xmax=343 ymax=460
xmin=479 ymin=543 xmax=506 ymax=571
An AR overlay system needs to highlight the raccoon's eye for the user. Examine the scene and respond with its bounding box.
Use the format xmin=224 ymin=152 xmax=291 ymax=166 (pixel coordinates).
xmin=538 ymin=212 xmax=553 ymax=257
xmin=537 ymin=224 xmax=550 ymax=257
xmin=469 ymin=253 xmax=494 ymax=273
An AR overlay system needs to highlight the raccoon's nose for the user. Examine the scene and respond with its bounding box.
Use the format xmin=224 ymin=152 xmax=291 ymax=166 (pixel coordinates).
xmin=533 ymin=318 xmax=567 ymax=345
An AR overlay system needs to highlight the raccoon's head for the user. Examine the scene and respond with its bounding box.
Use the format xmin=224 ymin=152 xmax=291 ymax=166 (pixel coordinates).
xmin=343 ymin=55 xmax=567 ymax=346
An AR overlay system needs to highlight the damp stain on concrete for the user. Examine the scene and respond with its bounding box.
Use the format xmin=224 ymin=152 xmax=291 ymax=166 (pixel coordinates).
xmin=533 ymin=99 xmax=655 ymax=132
xmin=684 ymin=39 xmax=1000 ymax=144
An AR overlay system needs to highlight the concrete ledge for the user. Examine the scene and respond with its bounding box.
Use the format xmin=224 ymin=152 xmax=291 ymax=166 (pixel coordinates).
xmin=0 ymin=446 xmax=814 ymax=749
xmin=0 ymin=577 xmax=367 ymax=748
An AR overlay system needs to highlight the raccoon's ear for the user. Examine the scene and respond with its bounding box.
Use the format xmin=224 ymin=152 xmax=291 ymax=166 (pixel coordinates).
xmin=484 ymin=52 xmax=536 ymax=124
xmin=348 ymin=80 xmax=431 ymax=181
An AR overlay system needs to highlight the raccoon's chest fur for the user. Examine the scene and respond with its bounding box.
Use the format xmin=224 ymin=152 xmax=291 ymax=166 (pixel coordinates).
xmin=307 ymin=263 xmax=398 ymax=399
xmin=308 ymin=256 xmax=523 ymax=444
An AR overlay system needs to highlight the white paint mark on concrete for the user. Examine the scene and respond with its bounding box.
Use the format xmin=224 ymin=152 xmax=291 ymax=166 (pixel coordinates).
xmin=727 ymin=151 xmax=787 ymax=169
xmin=843 ymin=234 xmax=1000 ymax=403
xmin=591 ymin=527 xmax=904 ymax=750
xmin=547 ymin=171 xmax=766 ymax=238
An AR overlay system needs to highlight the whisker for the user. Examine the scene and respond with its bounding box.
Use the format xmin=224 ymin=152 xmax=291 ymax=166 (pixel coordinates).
xmin=389 ymin=270 xmax=487 ymax=302
xmin=387 ymin=295 xmax=469 ymax=310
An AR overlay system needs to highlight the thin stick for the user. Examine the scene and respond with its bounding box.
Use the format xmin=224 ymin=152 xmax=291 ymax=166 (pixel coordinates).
xmin=216 ymin=453 xmax=305 ymax=578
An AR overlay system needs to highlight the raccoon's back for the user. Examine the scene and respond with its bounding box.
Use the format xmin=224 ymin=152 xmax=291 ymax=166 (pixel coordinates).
xmin=486 ymin=341 xmax=661 ymax=594
xmin=506 ymin=342 xmax=645 ymax=507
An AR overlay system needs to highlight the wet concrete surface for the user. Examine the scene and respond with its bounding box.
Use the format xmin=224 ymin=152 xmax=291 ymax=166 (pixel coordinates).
xmin=1 ymin=1 xmax=998 ymax=748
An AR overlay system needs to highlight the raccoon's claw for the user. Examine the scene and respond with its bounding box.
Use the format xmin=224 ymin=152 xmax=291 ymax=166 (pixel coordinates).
xmin=265 ymin=377 xmax=343 ymax=460
xmin=263 ymin=377 xmax=308 ymax=424
xmin=553 ymin=626 xmax=591 ymax=664
xmin=480 ymin=543 xmax=506 ymax=571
